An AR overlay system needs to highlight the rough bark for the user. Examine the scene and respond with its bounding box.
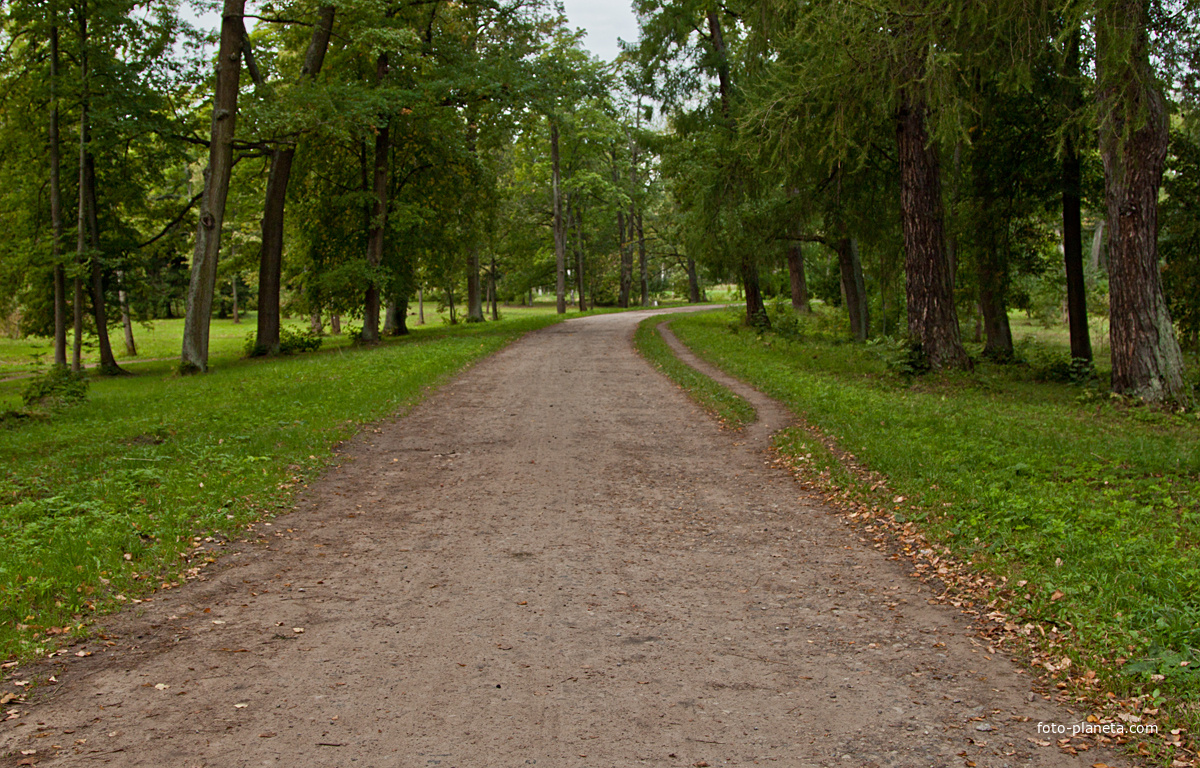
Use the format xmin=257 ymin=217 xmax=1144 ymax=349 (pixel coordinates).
xmin=255 ymin=5 xmax=334 ymax=356
xmin=895 ymin=97 xmax=968 ymax=369
xmin=118 ymin=272 xmax=137 ymax=356
xmin=466 ymin=243 xmax=484 ymax=322
xmin=49 ymin=11 xmax=67 ymax=366
xmin=71 ymin=278 xmax=83 ymax=372
xmin=835 ymin=237 xmax=868 ymax=341
xmin=786 ymin=243 xmax=810 ymax=313
xmin=636 ymin=211 xmax=649 ymax=308
xmin=552 ymin=122 xmax=566 ymax=314
xmin=976 ymin=240 xmax=1013 ymax=359
xmin=181 ymin=0 xmax=245 ymax=372
xmin=687 ymin=258 xmax=701 ymax=303
xmin=76 ymin=4 xmax=121 ymax=375
xmin=490 ymin=255 xmax=499 ymax=321
xmin=573 ymin=204 xmax=586 ymax=311
xmin=384 ymin=298 xmax=409 ymax=336
xmin=1062 ymin=29 xmax=1092 ymax=362
xmin=362 ymin=52 xmax=390 ymax=343
xmin=1096 ymin=0 xmax=1186 ymax=403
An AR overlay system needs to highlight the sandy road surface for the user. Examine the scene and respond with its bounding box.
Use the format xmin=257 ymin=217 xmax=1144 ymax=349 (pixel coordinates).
xmin=2 ymin=309 xmax=1123 ymax=768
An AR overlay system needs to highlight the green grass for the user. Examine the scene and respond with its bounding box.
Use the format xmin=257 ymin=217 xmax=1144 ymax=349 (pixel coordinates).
xmin=0 ymin=309 xmax=604 ymax=661
xmin=633 ymin=316 xmax=756 ymax=430
xmin=666 ymin=308 xmax=1200 ymax=734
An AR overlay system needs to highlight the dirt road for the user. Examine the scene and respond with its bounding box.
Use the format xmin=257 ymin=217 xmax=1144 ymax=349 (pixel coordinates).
xmin=2 ymin=309 xmax=1121 ymax=767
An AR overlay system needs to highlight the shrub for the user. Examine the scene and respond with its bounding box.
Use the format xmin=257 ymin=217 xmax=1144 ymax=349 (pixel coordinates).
xmin=243 ymin=327 xmax=323 ymax=358
xmin=873 ymin=336 xmax=932 ymax=378
xmin=21 ymin=366 xmax=89 ymax=411
xmin=1015 ymin=339 xmax=1095 ymax=384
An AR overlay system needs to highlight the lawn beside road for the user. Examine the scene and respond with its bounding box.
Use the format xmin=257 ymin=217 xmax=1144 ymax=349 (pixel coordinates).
xmin=664 ymin=308 xmax=1200 ymax=753
xmin=0 ymin=310 xmax=586 ymax=662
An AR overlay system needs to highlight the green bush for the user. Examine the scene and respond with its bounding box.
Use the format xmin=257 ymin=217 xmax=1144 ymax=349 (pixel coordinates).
xmin=243 ymin=327 xmax=323 ymax=358
xmin=21 ymin=366 xmax=89 ymax=411
xmin=1015 ymin=339 xmax=1095 ymax=384
xmin=872 ymin=336 xmax=932 ymax=378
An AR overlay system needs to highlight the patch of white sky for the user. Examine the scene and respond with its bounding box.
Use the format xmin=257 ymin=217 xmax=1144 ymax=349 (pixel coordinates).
xmin=181 ymin=0 xmax=640 ymax=64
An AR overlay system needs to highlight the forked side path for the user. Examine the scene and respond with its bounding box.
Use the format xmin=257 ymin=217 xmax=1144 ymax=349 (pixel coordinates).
xmin=4 ymin=310 xmax=1121 ymax=768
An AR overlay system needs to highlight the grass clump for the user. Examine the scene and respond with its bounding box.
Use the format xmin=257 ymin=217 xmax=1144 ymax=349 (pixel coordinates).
xmin=0 ymin=312 xmax=571 ymax=662
xmin=668 ymin=309 xmax=1200 ymax=730
xmin=634 ymin=316 xmax=756 ymax=430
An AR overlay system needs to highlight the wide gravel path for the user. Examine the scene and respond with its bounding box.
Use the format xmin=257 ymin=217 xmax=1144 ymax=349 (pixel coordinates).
xmin=2 ymin=309 xmax=1122 ymax=767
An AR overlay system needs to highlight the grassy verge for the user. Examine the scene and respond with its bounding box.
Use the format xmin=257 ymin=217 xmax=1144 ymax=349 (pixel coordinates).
xmin=633 ymin=315 xmax=756 ymax=430
xmin=0 ymin=311 xmax=589 ymax=662
xmin=667 ymin=308 xmax=1200 ymax=758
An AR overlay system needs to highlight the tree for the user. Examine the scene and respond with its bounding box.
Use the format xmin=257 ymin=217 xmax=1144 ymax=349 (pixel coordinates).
xmin=181 ymin=0 xmax=246 ymax=372
xmin=1095 ymin=0 xmax=1188 ymax=404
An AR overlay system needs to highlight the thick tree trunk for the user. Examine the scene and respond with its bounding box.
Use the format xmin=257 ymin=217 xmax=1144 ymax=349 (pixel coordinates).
xmin=741 ymin=253 xmax=768 ymax=328
xmin=330 ymin=314 xmax=341 ymax=334
xmin=786 ymin=243 xmax=810 ymax=313
xmin=1096 ymin=1 xmax=1186 ymax=403
xmin=616 ymin=210 xmax=631 ymax=308
xmin=976 ymin=240 xmax=1013 ymax=359
xmin=181 ymin=0 xmax=245 ymax=372
xmin=362 ymin=52 xmax=390 ymax=342
xmin=636 ymin=211 xmax=649 ymax=307
xmin=1062 ymin=142 xmax=1090 ymax=361
xmin=83 ymin=150 xmax=120 ymax=373
xmin=49 ymin=12 xmax=67 ymax=367
xmin=254 ymin=5 xmax=333 ymax=356
xmin=75 ymin=6 xmax=121 ymax=375
xmin=895 ymin=97 xmax=969 ymax=369
xmin=551 ymin=122 xmax=566 ymax=314
xmin=835 ymin=237 xmax=868 ymax=341
xmin=118 ymin=272 xmax=137 ymax=356
xmin=230 ymin=272 xmax=239 ymax=324
xmin=1062 ymin=29 xmax=1092 ymax=362
xmin=466 ymin=243 xmax=484 ymax=322
xmin=72 ymin=278 xmax=83 ymax=372
xmin=489 ymin=255 xmax=499 ymax=320
xmin=687 ymin=258 xmax=701 ymax=303
xmin=574 ymin=205 xmax=586 ymax=311
xmin=310 ymin=312 xmax=322 ymax=334
xmin=384 ymin=298 xmax=409 ymax=336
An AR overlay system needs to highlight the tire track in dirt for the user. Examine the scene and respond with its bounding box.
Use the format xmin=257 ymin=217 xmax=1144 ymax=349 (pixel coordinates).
xmin=2 ymin=308 xmax=1124 ymax=767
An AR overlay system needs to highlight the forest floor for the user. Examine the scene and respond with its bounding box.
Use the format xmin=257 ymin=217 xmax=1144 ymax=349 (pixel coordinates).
xmin=0 ymin=308 xmax=1125 ymax=767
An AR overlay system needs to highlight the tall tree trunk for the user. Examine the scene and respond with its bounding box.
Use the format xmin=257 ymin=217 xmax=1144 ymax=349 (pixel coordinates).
xmin=490 ymin=255 xmax=499 ymax=320
xmin=72 ymin=278 xmax=83 ymax=372
xmin=836 ymin=237 xmax=869 ymax=341
xmin=786 ymin=242 xmax=810 ymax=313
xmin=1062 ymin=28 xmax=1092 ymax=362
xmin=687 ymin=257 xmax=701 ymax=303
xmin=384 ymin=298 xmax=409 ymax=336
xmin=49 ymin=9 xmax=67 ymax=366
xmin=551 ymin=121 xmax=566 ymax=314
xmin=574 ymin=204 xmax=586 ymax=311
xmin=976 ymin=233 xmax=1013 ymax=359
xmin=181 ymin=0 xmax=245 ymax=372
xmin=636 ymin=211 xmax=649 ymax=307
xmin=362 ymin=52 xmax=390 ymax=342
xmin=1090 ymin=221 xmax=1106 ymax=272
xmin=466 ymin=243 xmax=484 ymax=321
xmin=895 ymin=97 xmax=968 ymax=369
xmin=1096 ymin=0 xmax=1187 ymax=403
xmin=76 ymin=2 xmax=121 ymax=375
xmin=418 ymin=285 xmax=425 ymax=324
xmin=231 ymin=271 xmax=239 ymax=324
xmin=613 ymin=151 xmax=631 ymax=308
xmin=255 ymin=5 xmax=333 ymax=356
xmin=118 ymin=271 xmax=137 ymax=356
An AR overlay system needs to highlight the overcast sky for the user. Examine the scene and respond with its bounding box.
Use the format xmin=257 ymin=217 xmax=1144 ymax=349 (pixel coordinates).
xmin=561 ymin=0 xmax=640 ymax=62
xmin=185 ymin=1 xmax=640 ymax=62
